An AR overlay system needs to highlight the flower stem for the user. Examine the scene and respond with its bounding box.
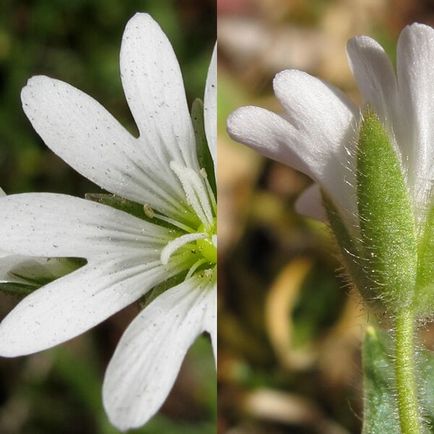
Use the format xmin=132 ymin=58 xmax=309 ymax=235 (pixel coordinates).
xmin=395 ymin=309 xmax=421 ymax=434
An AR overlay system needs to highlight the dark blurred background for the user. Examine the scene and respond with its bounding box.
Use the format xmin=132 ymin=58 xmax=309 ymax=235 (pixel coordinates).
xmin=0 ymin=1 xmax=216 ymax=433
xmin=218 ymin=0 xmax=434 ymax=433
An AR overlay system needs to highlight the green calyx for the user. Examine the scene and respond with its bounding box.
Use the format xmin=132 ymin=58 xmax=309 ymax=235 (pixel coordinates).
xmin=356 ymin=109 xmax=417 ymax=310
xmin=414 ymin=204 xmax=434 ymax=314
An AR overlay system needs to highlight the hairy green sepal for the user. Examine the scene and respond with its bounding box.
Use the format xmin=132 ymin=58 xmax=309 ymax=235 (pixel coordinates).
xmin=323 ymin=193 xmax=373 ymax=298
xmin=414 ymin=204 xmax=434 ymax=314
xmin=357 ymin=110 xmax=417 ymax=309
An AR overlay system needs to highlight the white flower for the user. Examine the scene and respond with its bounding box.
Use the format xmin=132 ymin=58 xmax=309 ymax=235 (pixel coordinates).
xmin=0 ymin=13 xmax=216 ymax=431
xmin=227 ymin=23 xmax=434 ymax=229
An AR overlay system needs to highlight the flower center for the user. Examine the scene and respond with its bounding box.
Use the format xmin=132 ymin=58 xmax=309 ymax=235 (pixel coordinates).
xmin=156 ymin=162 xmax=216 ymax=279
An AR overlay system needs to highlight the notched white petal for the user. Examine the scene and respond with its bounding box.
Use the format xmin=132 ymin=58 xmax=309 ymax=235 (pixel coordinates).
xmin=102 ymin=277 xmax=214 ymax=431
xmin=21 ymin=76 xmax=188 ymax=220
xmin=120 ymin=13 xmax=198 ymax=170
xmin=227 ymin=106 xmax=312 ymax=177
xmin=0 ymin=255 xmax=169 ymax=357
xmin=0 ymin=193 xmax=170 ymax=258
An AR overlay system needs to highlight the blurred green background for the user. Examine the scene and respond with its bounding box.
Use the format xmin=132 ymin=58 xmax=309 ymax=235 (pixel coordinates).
xmin=218 ymin=0 xmax=434 ymax=433
xmin=0 ymin=1 xmax=216 ymax=433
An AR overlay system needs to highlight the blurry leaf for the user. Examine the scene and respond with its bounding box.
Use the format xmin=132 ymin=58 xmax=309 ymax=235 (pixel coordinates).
xmin=265 ymin=258 xmax=314 ymax=370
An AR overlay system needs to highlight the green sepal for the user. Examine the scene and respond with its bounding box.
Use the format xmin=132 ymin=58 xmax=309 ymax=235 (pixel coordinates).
xmin=362 ymin=326 xmax=400 ymax=434
xmin=0 ymin=282 xmax=39 ymax=296
xmin=0 ymin=257 xmax=86 ymax=297
xmin=414 ymin=204 xmax=434 ymax=315
xmin=85 ymin=193 xmax=147 ymax=220
xmin=138 ymin=272 xmax=187 ymax=310
xmin=191 ymin=98 xmax=216 ymax=195
xmin=322 ymin=192 xmax=373 ymax=298
xmin=357 ymin=109 xmax=417 ymax=309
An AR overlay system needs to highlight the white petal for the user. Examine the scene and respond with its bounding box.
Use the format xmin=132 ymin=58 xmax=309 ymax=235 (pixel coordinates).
xmin=294 ymin=184 xmax=326 ymax=221
xmin=0 ymin=187 xmax=5 ymax=196
xmin=273 ymin=70 xmax=358 ymax=222
xmin=0 ymin=193 xmax=169 ymax=258
xmin=227 ymin=106 xmax=313 ymax=176
xmin=396 ymin=23 xmax=434 ymax=206
xmin=203 ymin=283 xmax=217 ymax=362
xmin=228 ymin=84 xmax=358 ymax=224
xmin=346 ymin=36 xmax=398 ymax=132
xmin=204 ymin=44 xmax=217 ymax=165
xmin=103 ymin=277 xmax=214 ymax=431
xmin=21 ymin=77 xmax=188 ymax=220
xmin=0 ymin=254 xmax=169 ymax=357
xmin=120 ymin=13 xmax=198 ymax=170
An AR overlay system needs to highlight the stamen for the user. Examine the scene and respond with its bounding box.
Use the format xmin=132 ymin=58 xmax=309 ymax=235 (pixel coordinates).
xmin=160 ymin=232 xmax=207 ymax=265
xmin=151 ymin=212 xmax=196 ymax=233
xmin=143 ymin=204 xmax=155 ymax=219
xmin=185 ymin=258 xmax=207 ymax=280
xmin=200 ymin=168 xmax=217 ymax=212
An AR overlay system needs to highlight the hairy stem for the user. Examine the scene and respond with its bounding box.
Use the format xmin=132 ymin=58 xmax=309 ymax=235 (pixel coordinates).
xmin=395 ymin=309 xmax=421 ymax=434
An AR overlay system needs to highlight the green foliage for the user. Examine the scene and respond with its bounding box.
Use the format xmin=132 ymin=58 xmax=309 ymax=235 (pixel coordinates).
xmin=362 ymin=325 xmax=434 ymax=433
xmin=357 ymin=109 xmax=417 ymax=309
xmin=362 ymin=326 xmax=400 ymax=434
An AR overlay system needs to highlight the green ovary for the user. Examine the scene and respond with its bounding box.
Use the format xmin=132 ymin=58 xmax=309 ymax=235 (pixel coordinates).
xmin=196 ymin=237 xmax=216 ymax=264
xmin=196 ymin=222 xmax=216 ymax=264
